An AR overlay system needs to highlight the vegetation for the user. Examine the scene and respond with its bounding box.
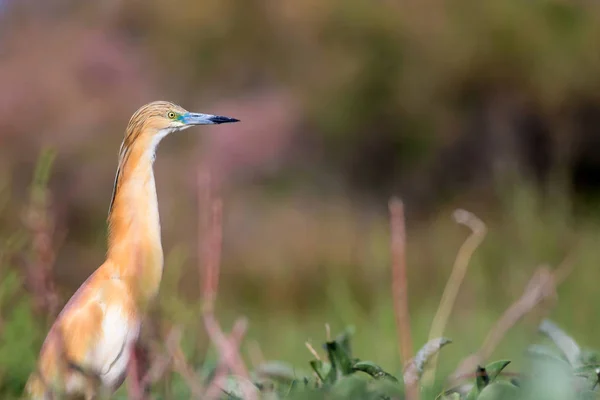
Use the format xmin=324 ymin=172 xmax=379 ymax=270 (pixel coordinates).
xmin=0 ymin=149 xmax=596 ymax=399
xmin=3 ymin=0 xmax=600 ymax=399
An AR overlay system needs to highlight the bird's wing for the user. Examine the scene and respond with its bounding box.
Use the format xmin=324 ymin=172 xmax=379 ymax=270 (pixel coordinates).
xmin=57 ymin=289 xmax=106 ymax=373
xmin=89 ymin=277 xmax=139 ymax=380
xmin=56 ymin=276 xmax=138 ymax=378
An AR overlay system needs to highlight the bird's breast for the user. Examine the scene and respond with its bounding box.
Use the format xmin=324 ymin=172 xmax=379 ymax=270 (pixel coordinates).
xmin=92 ymin=302 xmax=141 ymax=390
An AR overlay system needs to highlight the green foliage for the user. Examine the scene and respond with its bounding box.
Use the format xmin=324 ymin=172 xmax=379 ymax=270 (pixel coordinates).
xmin=226 ymin=320 xmax=600 ymax=400
xmin=5 ymin=153 xmax=600 ymax=399
xmin=436 ymin=320 xmax=600 ymax=400
xmin=0 ymin=270 xmax=40 ymax=397
xmin=28 ymin=148 xmax=55 ymax=208
xmin=0 ymin=150 xmax=51 ymax=397
xmin=2 ymin=95 xmax=600 ymax=400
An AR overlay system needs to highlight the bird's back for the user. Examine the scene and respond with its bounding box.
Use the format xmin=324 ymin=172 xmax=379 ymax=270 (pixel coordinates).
xmin=25 ymin=261 xmax=141 ymax=399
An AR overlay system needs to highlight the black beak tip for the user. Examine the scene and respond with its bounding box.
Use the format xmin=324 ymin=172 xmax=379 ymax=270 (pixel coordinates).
xmin=210 ymin=116 xmax=240 ymax=124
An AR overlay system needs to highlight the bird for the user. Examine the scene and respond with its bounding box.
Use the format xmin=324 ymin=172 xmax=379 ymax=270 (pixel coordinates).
xmin=24 ymin=101 xmax=239 ymax=400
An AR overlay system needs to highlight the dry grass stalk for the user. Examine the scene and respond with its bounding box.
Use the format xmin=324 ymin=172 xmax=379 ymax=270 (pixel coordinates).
xmin=145 ymin=323 xmax=205 ymax=398
xmin=22 ymin=171 xmax=63 ymax=320
xmin=198 ymin=171 xmax=222 ymax=314
xmin=388 ymin=197 xmax=418 ymax=400
xmin=197 ymin=168 xmax=256 ymax=400
xmin=140 ymin=326 xmax=183 ymax=388
xmin=422 ymin=209 xmax=487 ymax=387
xmin=203 ymin=317 xmax=256 ymax=400
xmin=404 ymin=337 xmax=452 ymax=387
xmin=305 ymin=341 xmax=323 ymax=361
xmin=170 ymin=340 xmax=205 ymax=399
xmin=449 ymin=257 xmax=573 ymax=385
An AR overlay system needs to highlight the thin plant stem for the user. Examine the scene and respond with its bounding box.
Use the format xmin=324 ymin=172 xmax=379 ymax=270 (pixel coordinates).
xmin=422 ymin=209 xmax=487 ymax=387
xmin=389 ymin=198 xmax=418 ymax=400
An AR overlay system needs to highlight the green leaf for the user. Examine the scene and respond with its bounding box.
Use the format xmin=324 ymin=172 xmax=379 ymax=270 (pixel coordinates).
xmin=539 ymin=319 xmax=582 ymax=368
xmin=324 ymin=340 xmax=353 ymax=380
xmin=476 ymin=366 xmax=489 ymax=391
xmin=483 ymin=360 xmax=511 ymax=383
xmin=522 ymin=349 xmax=576 ymax=400
xmin=333 ymin=326 xmax=355 ymax=359
xmin=463 ymin=362 xmax=504 ymax=400
xmin=255 ymin=361 xmax=298 ymax=383
xmin=352 ymin=361 xmax=398 ymax=382
xmin=526 ymin=344 xmax=571 ymax=367
xmin=309 ymin=360 xmax=329 ymax=383
xmin=465 ymin=386 xmax=479 ymax=400
xmin=579 ymin=349 xmax=600 ymax=366
xmin=573 ymin=365 xmax=600 ymax=376
xmin=572 ymin=364 xmax=600 ymax=391
xmin=477 ymin=381 xmax=518 ymax=400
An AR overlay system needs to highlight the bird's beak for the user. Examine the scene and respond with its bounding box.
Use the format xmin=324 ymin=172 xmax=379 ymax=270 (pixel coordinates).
xmin=181 ymin=112 xmax=240 ymax=125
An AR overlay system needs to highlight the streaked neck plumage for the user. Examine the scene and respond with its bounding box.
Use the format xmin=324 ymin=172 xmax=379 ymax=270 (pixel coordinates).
xmin=106 ymin=126 xmax=172 ymax=305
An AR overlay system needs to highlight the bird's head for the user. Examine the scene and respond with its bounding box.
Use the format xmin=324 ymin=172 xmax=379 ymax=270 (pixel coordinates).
xmin=125 ymin=100 xmax=239 ymax=141
xmin=108 ymin=101 xmax=239 ymax=215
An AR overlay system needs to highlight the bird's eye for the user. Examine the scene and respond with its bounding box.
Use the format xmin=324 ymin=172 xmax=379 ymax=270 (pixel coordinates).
xmin=167 ymin=112 xmax=176 ymax=119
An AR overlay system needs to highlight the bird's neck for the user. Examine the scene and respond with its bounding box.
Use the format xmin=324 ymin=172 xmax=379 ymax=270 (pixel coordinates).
xmin=106 ymin=133 xmax=166 ymax=305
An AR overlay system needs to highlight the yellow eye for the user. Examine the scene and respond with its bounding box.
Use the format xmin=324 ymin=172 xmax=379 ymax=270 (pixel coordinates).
xmin=167 ymin=112 xmax=176 ymax=119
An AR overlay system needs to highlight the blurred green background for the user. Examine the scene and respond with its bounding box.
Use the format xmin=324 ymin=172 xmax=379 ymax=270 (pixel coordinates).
xmin=2 ymin=0 xmax=600 ymax=397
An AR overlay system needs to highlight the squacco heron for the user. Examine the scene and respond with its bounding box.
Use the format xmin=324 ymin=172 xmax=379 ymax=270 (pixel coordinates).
xmin=24 ymin=101 xmax=239 ymax=399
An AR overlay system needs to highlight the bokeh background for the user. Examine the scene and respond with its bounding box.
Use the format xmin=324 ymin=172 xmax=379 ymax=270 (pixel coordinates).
xmin=2 ymin=0 xmax=600 ymax=397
